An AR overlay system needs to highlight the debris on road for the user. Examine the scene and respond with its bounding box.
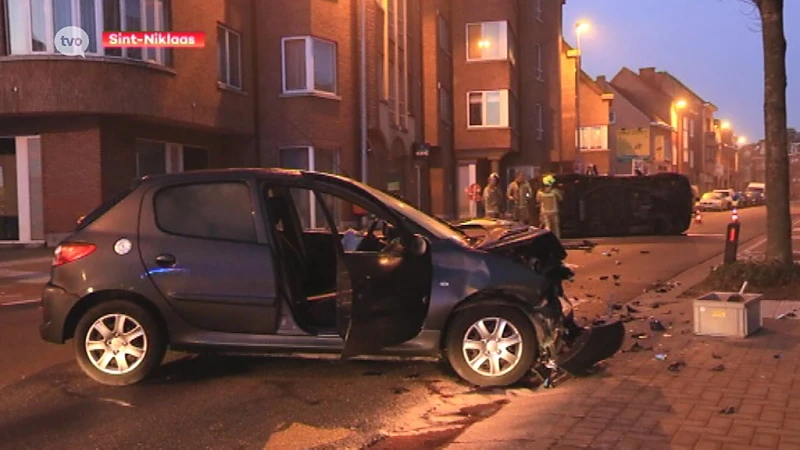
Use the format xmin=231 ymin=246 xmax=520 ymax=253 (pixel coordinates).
xmin=663 ymin=334 xmax=672 ymax=338
xmin=655 ymin=353 xmax=667 ymax=361
xmin=667 ymin=361 xmax=686 ymax=372
xmin=599 ymin=275 xmax=609 ymax=281
xmin=626 ymin=305 xmax=640 ymax=314
xmin=602 ymin=252 xmax=611 ymax=257
xmin=774 ymin=354 xmax=782 ymax=359
xmin=611 ymin=303 xmax=623 ymax=311
xmin=393 ymin=387 xmax=411 ymax=395
xmin=640 ymin=250 xmax=651 ymax=254
xmin=631 ymin=332 xmax=648 ymax=339
xmin=649 ymin=320 xmax=667 ymax=331
xmin=720 ymin=406 xmax=736 ymax=415
xmin=615 ymin=260 xmax=622 ymax=265
xmin=777 ymin=311 xmax=798 ymax=319
xmin=711 ymin=364 xmax=725 ymax=372
xmin=712 ymin=353 xmax=723 ymax=359
xmin=624 ymin=342 xmax=653 ymax=353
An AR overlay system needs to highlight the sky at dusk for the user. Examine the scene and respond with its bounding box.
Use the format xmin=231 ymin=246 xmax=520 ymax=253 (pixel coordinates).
xmin=563 ymin=0 xmax=799 ymax=143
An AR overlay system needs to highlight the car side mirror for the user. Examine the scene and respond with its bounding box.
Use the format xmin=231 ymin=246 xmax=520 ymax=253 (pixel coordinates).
xmin=408 ymin=234 xmax=428 ymax=256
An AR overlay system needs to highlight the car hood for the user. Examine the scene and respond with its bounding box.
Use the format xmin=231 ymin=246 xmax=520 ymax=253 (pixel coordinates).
xmin=473 ymin=225 xmax=568 ymax=262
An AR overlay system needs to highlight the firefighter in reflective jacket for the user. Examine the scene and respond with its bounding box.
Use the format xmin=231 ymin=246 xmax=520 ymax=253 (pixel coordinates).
xmin=536 ymin=174 xmax=563 ymax=238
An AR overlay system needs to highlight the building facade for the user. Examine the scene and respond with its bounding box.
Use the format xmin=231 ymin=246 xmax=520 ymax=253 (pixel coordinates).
xmin=0 ymin=0 xmax=568 ymax=238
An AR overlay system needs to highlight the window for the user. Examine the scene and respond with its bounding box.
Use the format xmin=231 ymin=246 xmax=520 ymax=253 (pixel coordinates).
xmin=281 ymin=36 xmax=337 ymax=95
xmin=535 ymin=0 xmax=543 ymax=22
xmin=689 ymin=118 xmax=695 ymax=138
xmin=579 ymin=126 xmax=608 ymax=151
xmin=279 ymin=146 xmax=339 ymax=229
xmin=535 ymin=43 xmax=543 ymax=81
xmin=609 ymin=110 xmax=617 ymax=124
xmin=468 ymin=90 xmax=509 ymax=128
xmin=155 ymin=182 xmax=257 ymax=243
xmin=466 ymin=21 xmax=509 ymax=61
xmin=217 ymin=24 xmax=242 ymax=89
xmin=536 ymin=103 xmax=544 ymax=140
xmin=439 ymin=86 xmax=452 ymax=124
xmin=5 ymin=0 xmax=171 ymax=64
xmin=135 ymin=140 xmax=209 ymax=177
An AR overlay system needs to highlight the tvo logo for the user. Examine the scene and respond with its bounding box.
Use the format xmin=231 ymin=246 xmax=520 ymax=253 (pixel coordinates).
xmin=54 ymin=26 xmax=90 ymax=58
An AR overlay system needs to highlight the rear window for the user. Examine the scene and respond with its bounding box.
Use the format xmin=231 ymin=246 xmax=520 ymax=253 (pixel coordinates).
xmin=154 ymin=182 xmax=258 ymax=243
xmin=76 ymin=180 xmax=141 ymax=231
xmin=701 ymin=193 xmax=720 ymax=200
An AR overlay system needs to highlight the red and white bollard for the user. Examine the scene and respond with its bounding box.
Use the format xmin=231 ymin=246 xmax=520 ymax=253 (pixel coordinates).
xmin=694 ymin=210 xmax=703 ymax=224
xmin=731 ymin=208 xmax=739 ymax=222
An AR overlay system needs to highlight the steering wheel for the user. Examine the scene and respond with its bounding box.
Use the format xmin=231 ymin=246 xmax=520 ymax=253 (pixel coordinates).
xmin=366 ymin=217 xmax=390 ymax=240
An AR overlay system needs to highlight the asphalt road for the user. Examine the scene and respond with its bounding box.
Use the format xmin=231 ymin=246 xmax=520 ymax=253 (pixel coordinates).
xmin=0 ymin=206 xmax=780 ymax=449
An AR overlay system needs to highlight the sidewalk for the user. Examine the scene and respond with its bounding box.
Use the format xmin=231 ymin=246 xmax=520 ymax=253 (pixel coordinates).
xmin=448 ymin=256 xmax=800 ymax=449
xmin=0 ymin=248 xmax=52 ymax=306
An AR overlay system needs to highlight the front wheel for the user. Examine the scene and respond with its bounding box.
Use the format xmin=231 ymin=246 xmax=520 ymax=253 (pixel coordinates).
xmin=74 ymin=300 xmax=166 ymax=386
xmin=444 ymin=305 xmax=537 ymax=387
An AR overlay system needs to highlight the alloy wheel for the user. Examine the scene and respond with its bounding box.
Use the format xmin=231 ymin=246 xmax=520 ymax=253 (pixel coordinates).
xmin=84 ymin=313 xmax=148 ymax=375
xmin=462 ymin=317 xmax=523 ymax=377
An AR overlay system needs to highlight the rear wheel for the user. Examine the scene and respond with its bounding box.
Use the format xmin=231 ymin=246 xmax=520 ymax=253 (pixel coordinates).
xmin=74 ymin=300 xmax=166 ymax=386
xmin=444 ymin=305 xmax=537 ymax=387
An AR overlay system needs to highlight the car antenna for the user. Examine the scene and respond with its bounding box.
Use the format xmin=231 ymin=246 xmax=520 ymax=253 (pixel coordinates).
xmin=280 ymin=117 xmax=354 ymax=180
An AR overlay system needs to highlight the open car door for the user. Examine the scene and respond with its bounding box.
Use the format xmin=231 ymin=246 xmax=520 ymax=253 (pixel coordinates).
xmin=339 ymin=234 xmax=432 ymax=357
xmin=310 ymin=179 xmax=432 ymax=358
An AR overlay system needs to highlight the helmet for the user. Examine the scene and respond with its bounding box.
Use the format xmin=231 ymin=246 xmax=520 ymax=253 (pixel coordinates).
xmin=542 ymin=174 xmax=556 ymax=187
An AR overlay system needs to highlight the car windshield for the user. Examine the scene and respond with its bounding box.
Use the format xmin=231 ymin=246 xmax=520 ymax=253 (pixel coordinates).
xmin=358 ymin=183 xmax=471 ymax=246
xmin=702 ymin=193 xmax=721 ymax=200
xmin=747 ymin=188 xmax=764 ymax=194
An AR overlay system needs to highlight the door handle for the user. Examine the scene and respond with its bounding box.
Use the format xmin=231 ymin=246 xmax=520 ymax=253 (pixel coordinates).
xmin=155 ymin=253 xmax=176 ymax=268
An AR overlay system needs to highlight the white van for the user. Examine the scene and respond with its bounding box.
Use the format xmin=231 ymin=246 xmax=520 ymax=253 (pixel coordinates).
xmin=745 ymin=182 xmax=766 ymax=205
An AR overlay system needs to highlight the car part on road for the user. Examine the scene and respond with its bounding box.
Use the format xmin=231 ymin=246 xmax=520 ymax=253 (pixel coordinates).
xmin=555 ymin=318 xmax=625 ymax=376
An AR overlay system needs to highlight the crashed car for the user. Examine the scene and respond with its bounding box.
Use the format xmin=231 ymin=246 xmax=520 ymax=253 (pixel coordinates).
xmin=39 ymin=169 xmax=623 ymax=387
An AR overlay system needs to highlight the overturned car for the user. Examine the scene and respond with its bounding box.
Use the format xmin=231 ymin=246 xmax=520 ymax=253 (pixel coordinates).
xmin=40 ymin=169 xmax=623 ymax=387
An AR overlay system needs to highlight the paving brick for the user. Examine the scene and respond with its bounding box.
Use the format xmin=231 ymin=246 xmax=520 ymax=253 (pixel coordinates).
xmin=615 ymin=439 xmax=642 ymax=450
xmin=707 ymin=416 xmax=734 ymax=433
xmin=753 ymin=432 xmax=781 ymax=448
xmin=672 ymin=429 xmax=701 ymax=447
xmin=722 ymin=444 xmax=760 ymax=450
xmin=778 ymin=443 xmax=800 ymax=450
xmin=760 ymin=409 xmax=786 ymax=423
xmin=694 ymin=441 xmax=723 ymax=450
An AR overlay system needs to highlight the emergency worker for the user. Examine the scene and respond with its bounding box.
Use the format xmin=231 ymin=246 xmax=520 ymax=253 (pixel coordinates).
xmin=536 ymin=174 xmax=563 ymax=238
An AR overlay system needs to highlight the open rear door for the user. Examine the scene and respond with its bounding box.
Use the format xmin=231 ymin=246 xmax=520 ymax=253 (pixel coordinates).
xmin=338 ymin=236 xmax=432 ymax=358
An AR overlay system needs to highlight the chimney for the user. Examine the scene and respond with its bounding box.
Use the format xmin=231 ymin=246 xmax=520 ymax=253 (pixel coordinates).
xmin=596 ymin=75 xmax=607 ymax=85
xmin=639 ymin=67 xmax=656 ymax=84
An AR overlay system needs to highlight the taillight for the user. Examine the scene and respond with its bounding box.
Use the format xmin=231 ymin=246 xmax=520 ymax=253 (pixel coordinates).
xmin=53 ymin=243 xmax=97 ymax=267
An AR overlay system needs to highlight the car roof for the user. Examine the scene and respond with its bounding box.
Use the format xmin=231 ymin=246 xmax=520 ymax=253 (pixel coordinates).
xmin=135 ymin=168 xmax=352 ymax=187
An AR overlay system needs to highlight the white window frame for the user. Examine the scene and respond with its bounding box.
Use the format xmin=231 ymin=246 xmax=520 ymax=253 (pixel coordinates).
xmin=579 ymin=126 xmax=609 ymax=151
xmin=135 ymin=139 xmax=208 ymax=178
xmin=467 ymin=90 xmax=509 ymax=129
xmin=535 ymin=0 xmax=543 ymax=22
xmin=535 ymin=43 xmax=543 ymax=81
xmin=278 ymin=146 xmax=342 ymax=229
xmin=281 ymin=36 xmax=338 ymax=96
xmin=6 ymin=0 xmax=169 ymax=64
xmin=466 ymin=21 xmax=509 ymax=62
xmin=7 ymin=0 xmax=103 ymax=55
xmin=217 ymin=24 xmax=242 ymax=89
xmin=536 ymin=103 xmax=544 ymax=141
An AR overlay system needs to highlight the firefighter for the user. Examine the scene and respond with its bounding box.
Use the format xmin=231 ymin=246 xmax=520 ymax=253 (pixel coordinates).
xmin=507 ymin=171 xmax=532 ymax=224
xmin=482 ymin=173 xmax=503 ymax=218
xmin=536 ymin=174 xmax=563 ymax=238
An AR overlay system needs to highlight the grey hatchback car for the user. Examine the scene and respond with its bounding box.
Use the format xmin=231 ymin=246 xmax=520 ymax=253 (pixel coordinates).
xmin=40 ymin=169 xmax=623 ymax=387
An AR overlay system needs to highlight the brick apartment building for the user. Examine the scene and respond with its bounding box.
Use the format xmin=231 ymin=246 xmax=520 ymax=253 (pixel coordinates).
xmin=0 ymin=0 xmax=566 ymax=243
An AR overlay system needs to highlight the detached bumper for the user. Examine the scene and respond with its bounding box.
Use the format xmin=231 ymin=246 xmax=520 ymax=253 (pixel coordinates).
xmin=39 ymin=283 xmax=80 ymax=344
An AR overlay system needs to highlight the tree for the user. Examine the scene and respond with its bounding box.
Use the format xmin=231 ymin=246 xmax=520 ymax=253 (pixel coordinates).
xmin=752 ymin=0 xmax=792 ymax=266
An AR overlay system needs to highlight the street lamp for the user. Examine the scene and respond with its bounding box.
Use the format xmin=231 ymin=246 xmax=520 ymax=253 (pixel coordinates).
xmin=674 ymin=99 xmax=687 ymax=174
xmin=721 ymin=121 xmax=731 ymax=130
xmin=574 ymin=21 xmax=589 ymax=173
xmin=676 ymin=99 xmax=687 ymax=109
xmin=737 ymin=136 xmax=747 ymax=146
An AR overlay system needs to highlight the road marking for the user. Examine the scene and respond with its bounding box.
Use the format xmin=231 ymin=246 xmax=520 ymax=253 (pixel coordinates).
xmin=743 ymin=218 xmax=800 ymax=253
xmin=1 ymin=298 xmax=39 ymax=306
xmin=686 ymin=233 xmax=725 ymax=237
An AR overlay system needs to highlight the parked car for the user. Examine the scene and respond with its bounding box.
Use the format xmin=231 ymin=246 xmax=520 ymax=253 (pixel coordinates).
xmin=745 ymin=183 xmax=765 ymax=205
xmin=735 ymin=191 xmax=750 ymax=207
xmin=699 ymin=192 xmax=726 ymax=211
xmin=712 ymin=189 xmax=736 ymax=209
xmin=40 ymin=169 xmax=624 ymax=387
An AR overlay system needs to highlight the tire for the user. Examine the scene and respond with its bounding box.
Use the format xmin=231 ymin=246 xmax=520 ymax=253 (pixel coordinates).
xmin=74 ymin=300 xmax=166 ymax=386
xmin=444 ymin=305 xmax=537 ymax=387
